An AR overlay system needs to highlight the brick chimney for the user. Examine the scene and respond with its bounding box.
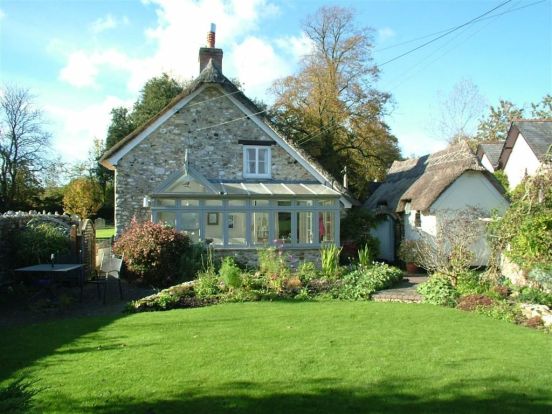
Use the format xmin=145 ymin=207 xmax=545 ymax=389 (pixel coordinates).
xmin=199 ymin=23 xmax=223 ymax=73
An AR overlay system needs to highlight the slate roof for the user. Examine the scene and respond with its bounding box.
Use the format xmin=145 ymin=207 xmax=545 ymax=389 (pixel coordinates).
xmin=99 ymin=58 xmax=358 ymax=205
xmin=515 ymin=120 xmax=552 ymax=161
xmin=364 ymin=141 xmax=503 ymax=213
xmin=477 ymin=142 xmax=504 ymax=168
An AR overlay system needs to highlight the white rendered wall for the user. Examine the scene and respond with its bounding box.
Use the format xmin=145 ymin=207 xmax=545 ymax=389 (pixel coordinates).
xmin=504 ymin=132 xmax=541 ymax=188
xmin=406 ymin=171 xmax=509 ymax=266
xmin=480 ymin=154 xmax=495 ymax=173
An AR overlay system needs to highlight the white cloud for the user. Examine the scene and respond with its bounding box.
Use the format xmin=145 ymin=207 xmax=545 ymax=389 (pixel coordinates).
xmin=396 ymin=129 xmax=447 ymax=158
xmin=90 ymin=14 xmax=130 ymax=34
xmin=46 ymin=96 xmax=133 ymax=162
xmin=230 ymin=36 xmax=291 ymax=99
xmin=275 ymin=32 xmax=314 ymax=62
xmin=378 ymin=27 xmax=396 ymax=43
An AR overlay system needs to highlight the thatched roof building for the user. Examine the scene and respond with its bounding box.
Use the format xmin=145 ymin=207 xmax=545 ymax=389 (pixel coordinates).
xmin=365 ymin=141 xmax=504 ymax=213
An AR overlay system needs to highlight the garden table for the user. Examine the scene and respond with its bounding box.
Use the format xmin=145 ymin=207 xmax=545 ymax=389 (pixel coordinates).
xmin=15 ymin=263 xmax=85 ymax=302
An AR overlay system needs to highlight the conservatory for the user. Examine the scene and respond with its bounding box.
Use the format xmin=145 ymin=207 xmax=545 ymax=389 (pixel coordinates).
xmin=147 ymin=167 xmax=342 ymax=248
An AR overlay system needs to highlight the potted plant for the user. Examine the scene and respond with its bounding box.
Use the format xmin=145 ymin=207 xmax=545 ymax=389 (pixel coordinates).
xmin=398 ymin=240 xmax=420 ymax=273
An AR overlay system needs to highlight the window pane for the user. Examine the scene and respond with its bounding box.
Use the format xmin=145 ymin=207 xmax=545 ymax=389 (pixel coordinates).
xmin=318 ymin=211 xmax=334 ymax=243
xmin=181 ymin=199 xmax=199 ymax=207
xmin=205 ymin=212 xmax=223 ymax=245
xmin=181 ymin=212 xmax=200 ymax=242
xmin=319 ymin=199 xmax=335 ymax=206
xmin=297 ymin=212 xmax=313 ymax=244
xmin=228 ymin=199 xmax=246 ymax=206
xmin=277 ymin=200 xmax=292 ymax=206
xmin=205 ymin=200 xmax=222 ymax=206
xmin=156 ymin=199 xmax=176 ymax=207
xmin=258 ymin=160 xmax=266 ymax=174
xmin=252 ymin=199 xmax=270 ymax=206
xmin=251 ymin=212 xmax=269 ymax=244
xmin=297 ymin=200 xmax=313 ymax=207
xmin=248 ymin=160 xmax=256 ymax=174
xmin=157 ymin=211 xmax=176 ymax=228
xmin=258 ymin=148 xmax=267 ymax=162
xmin=228 ymin=213 xmax=246 ymax=245
xmin=276 ymin=212 xmax=292 ymax=244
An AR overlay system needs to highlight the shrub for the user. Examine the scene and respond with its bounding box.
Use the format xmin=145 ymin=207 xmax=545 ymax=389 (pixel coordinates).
xmin=14 ymin=220 xmax=70 ymax=266
xmin=357 ymin=244 xmax=376 ymax=268
xmin=63 ymin=177 xmax=103 ymax=219
xmin=219 ymin=257 xmax=242 ymax=289
xmin=473 ymin=301 xmax=522 ymax=323
xmin=178 ymin=242 xmax=208 ymax=281
xmin=321 ymin=244 xmax=342 ymax=278
xmin=113 ymin=219 xmax=190 ymax=287
xmin=335 ymin=263 xmax=403 ymax=300
xmin=417 ymin=274 xmax=459 ymax=307
xmin=516 ymin=287 xmax=552 ymax=307
xmin=296 ymin=261 xmax=318 ymax=284
xmin=194 ymin=268 xmax=220 ymax=299
xmin=457 ymin=294 xmax=495 ymax=311
xmin=455 ymin=271 xmax=489 ymax=296
xmin=491 ymin=284 xmax=510 ymax=299
xmin=257 ymin=247 xmax=287 ymax=277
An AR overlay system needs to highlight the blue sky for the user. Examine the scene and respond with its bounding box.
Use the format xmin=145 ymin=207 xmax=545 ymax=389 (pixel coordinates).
xmin=1 ymin=0 xmax=550 ymax=164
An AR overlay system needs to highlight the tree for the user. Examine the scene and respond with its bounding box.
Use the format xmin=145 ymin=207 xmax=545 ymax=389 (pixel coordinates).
xmin=270 ymin=6 xmax=400 ymax=198
xmin=530 ymin=94 xmax=552 ymax=119
xmin=63 ymin=177 xmax=103 ymax=219
xmin=104 ymin=73 xmax=185 ymax=152
xmin=0 ymin=85 xmax=51 ymax=210
xmin=434 ymin=79 xmax=486 ymax=143
xmin=476 ymin=100 xmax=524 ymax=142
xmin=131 ymin=73 xmax=184 ymax=129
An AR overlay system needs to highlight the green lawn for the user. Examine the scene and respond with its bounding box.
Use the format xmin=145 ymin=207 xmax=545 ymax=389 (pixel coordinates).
xmin=1 ymin=302 xmax=551 ymax=413
xmin=96 ymin=227 xmax=115 ymax=239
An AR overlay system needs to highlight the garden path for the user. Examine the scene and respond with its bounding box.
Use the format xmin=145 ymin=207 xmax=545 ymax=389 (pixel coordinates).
xmin=371 ymin=274 xmax=427 ymax=303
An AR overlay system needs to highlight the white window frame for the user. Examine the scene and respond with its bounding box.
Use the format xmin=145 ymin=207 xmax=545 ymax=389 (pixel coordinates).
xmin=243 ymin=146 xmax=271 ymax=178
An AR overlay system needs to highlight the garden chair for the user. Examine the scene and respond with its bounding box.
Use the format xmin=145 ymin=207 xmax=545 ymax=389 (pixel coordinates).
xmin=89 ymin=254 xmax=123 ymax=304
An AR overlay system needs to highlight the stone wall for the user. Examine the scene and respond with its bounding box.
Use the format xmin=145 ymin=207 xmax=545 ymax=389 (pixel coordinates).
xmin=115 ymin=86 xmax=315 ymax=234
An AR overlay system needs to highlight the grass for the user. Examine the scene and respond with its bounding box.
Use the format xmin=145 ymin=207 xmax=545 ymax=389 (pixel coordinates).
xmin=0 ymin=301 xmax=551 ymax=413
xmin=96 ymin=227 xmax=115 ymax=239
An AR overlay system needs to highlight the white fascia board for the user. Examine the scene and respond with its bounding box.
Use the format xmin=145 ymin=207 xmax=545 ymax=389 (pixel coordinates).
xmin=226 ymin=91 xmax=352 ymax=208
xmin=106 ymin=85 xmax=208 ymax=167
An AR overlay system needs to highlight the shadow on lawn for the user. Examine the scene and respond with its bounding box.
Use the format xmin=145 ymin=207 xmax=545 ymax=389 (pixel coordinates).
xmin=35 ymin=377 xmax=552 ymax=414
xmin=0 ymin=314 xmax=124 ymax=383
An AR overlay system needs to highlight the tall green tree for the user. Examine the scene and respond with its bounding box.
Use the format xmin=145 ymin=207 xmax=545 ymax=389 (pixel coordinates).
xmin=476 ymin=100 xmax=524 ymax=142
xmin=106 ymin=107 xmax=134 ymax=151
xmin=270 ymin=6 xmax=400 ymax=198
xmin=0 ymin=85 xmax=51 ymax=211
xmin=530 ymin=94 xmax=552 ymax=119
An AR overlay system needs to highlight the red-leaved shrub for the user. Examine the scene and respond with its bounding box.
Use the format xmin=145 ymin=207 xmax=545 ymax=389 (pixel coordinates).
xmin=457 ymin=294 xmax=495 ymax=311
xmin=524 ymin=316 xmax=544 ymax=329
xmin=113 ymin=219 xmax=190 ymax=287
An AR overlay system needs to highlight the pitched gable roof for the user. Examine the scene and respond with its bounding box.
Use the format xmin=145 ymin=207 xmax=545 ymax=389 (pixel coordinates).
xmin=477 ymin=142 xmax=504 ymax=168
xmin=364 ymin=141 xmax=502 ymax=213
xmin=500 ymin=120 xmax=552 ymax=167
xmin=99 ymin=59 xmax=357 ymax=206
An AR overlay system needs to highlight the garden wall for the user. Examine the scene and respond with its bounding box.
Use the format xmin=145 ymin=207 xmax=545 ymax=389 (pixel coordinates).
xmin=0 ymin=211 xmax=94 ymax=283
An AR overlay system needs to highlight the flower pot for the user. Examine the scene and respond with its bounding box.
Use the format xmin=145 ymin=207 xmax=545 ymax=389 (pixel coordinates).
xmin=405 ymin=262 xmax=419 ymax=274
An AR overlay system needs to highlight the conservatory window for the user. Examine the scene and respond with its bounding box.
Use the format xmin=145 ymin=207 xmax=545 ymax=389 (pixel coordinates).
xmin=205 ymin=212 xmax=223 ymax=245
xmin=181 ymin=212 xmax=200 ymax=242
xmin=276 ymin=212 xmax=292 ymax=244
xmin=228 ymin=213 xmax=247 ymax=245
xmin=243 ymin=146 xmax=271 ymax=178
xmin=318 ymin=211 xmax=334 ymax=243
xmin=251 ymin=212 xmax=270 ymax=244
xmin=157 ymin=211 xmax=176 ymax=228
xmin=297 ymin=211 xmax=313 ymax=244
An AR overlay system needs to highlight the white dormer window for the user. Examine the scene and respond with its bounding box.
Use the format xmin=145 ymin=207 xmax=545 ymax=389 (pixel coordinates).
xmin=243 ymin=146 xmax=271 ymax=178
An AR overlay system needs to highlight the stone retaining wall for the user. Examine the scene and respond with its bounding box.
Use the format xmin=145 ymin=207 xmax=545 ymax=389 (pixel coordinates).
xmin=214 ymin=248 xmax=321 ymax=269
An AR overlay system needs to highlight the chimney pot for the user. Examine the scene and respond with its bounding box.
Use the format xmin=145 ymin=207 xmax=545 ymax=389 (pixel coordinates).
xmin=199 ymin=23 xmax=223 ymax=73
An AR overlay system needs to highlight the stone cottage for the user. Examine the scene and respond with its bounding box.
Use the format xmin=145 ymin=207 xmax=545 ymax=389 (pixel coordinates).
xmin=100 ymin=27 xmax=355 ymax=262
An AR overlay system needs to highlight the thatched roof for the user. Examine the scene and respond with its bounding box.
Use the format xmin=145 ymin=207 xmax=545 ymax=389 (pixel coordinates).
xmin=364 ymin=141 xmax=500 ymax=213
